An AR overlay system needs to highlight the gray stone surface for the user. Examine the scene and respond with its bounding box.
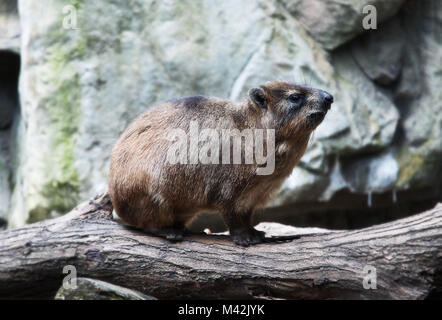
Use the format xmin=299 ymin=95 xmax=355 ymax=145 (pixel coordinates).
xmin=0 ymin=0 xmax=20 ymax=53
xmin=281 ymin=0 xmax=406 ymax=50
xmin=392 ymin=0 xmax=442 ymax=190
xmin=351 ymin=18 xmax=404 ymax=85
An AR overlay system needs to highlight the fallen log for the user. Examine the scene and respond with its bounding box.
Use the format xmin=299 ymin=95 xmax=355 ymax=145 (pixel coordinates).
xmin=0 ymin=193 xmax=441 ymax=299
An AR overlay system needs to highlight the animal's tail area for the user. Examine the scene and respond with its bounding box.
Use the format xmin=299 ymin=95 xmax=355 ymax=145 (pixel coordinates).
xmin=87 ymin=190 xmax=114 ymax=219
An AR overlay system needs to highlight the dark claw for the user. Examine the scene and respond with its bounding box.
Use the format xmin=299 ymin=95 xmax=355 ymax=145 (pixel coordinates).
xmin=230 ymin=227 xmax=266 ymax=246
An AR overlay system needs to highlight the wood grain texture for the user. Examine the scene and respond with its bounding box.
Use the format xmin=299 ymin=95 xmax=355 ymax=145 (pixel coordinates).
xmin=0 ymin=193 xmax=441 ymax=299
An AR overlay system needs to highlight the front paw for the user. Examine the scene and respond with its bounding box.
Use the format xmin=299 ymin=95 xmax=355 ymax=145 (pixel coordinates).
xmin=230 ymin=228 xmax=266 ymax=246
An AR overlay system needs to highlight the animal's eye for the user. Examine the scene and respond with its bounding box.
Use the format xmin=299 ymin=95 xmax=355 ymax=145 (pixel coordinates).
xmin=288 ymin=93 xmax=304 ymax=108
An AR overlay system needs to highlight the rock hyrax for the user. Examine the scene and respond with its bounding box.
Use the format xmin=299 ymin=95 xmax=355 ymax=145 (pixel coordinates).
xmin=109 ymin=80 xmax=333 ymax=246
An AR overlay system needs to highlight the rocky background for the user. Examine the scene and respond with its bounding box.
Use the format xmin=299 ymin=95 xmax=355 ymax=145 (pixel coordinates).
xmin=0 ymin=0 xmax=441 ymax=230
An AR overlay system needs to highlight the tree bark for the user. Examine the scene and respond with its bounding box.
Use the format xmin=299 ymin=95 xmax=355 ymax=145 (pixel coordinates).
xmin=0 ymin=193 xmax=441 ymax=300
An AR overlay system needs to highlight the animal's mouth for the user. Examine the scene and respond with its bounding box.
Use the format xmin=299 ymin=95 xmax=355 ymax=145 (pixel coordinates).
xmin=307 ymin=111 xmax=326 ymax=127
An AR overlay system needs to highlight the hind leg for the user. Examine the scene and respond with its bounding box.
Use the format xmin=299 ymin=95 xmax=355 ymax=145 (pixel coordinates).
xmin=221 ymin=208 xmax=265 ymax=246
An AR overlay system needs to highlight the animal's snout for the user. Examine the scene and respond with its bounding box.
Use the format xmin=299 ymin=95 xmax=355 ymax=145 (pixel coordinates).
xmin=319 ymin=90 xmax=333 ymax=111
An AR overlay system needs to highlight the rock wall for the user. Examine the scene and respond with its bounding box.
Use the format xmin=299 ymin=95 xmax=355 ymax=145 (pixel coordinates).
xmin=0 ymin=0 xmax=20 ymax=53
xmin=1 ymin=0 xmax=441 ymax=228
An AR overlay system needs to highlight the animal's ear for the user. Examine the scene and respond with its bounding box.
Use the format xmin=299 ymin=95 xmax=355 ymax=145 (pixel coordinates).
xmin=248 ymin=87 xmax=267 ymax=109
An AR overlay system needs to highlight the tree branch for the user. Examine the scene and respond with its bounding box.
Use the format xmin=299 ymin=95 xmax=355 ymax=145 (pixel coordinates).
xmin=0 ymin=193 xmax=441 ymax=299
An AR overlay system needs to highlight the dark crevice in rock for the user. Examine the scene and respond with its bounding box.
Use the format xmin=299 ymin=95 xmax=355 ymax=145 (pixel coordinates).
xmin=0 ymin=50 xmax=20 ymax=130
xmin=0 ymin=49 xmax=20 ymax=227
xmin=0 ymin=218 xmax=6 ymax=230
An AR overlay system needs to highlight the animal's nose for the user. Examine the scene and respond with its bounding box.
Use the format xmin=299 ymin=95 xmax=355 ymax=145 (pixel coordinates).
xmin=320 ymin=90 xmax=333 ymax=110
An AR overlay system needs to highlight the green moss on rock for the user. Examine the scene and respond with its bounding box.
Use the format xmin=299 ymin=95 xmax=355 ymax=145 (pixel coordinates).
xmin=29 ymin=2 xmax=87 ymax=222
xmin=396 ymin=151 xmax=424 ymax=188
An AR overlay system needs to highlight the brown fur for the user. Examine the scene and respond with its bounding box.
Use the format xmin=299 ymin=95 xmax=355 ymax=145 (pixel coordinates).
xmin=108 ymin=80 xmax=333 ymax=245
